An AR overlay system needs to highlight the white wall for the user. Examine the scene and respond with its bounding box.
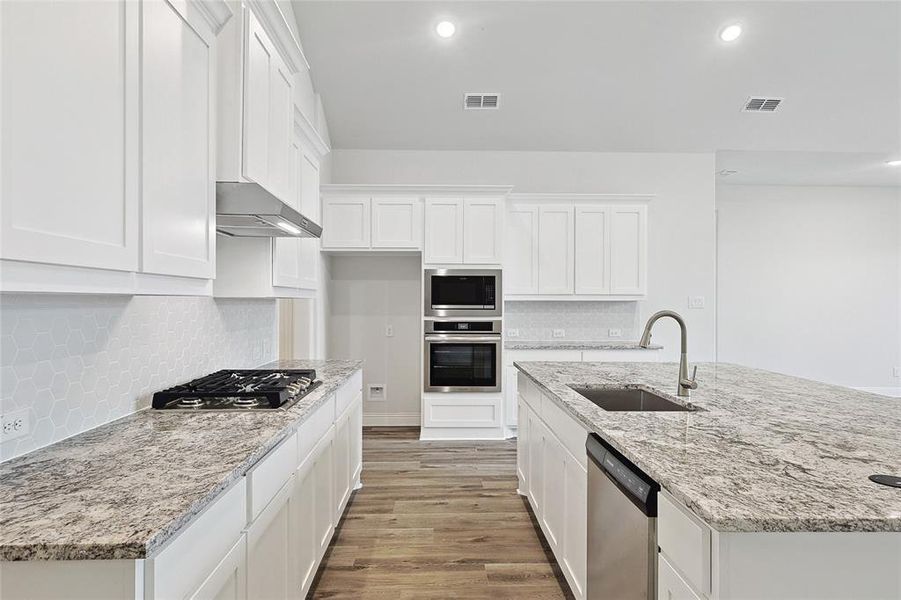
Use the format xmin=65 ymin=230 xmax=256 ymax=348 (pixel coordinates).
xmin=331 ymin=150 xmax=717 ymax=361
xmin=326 ymin=255 xmax=421 ymax=424
xmin=717 ymin=185 xmax=901 ymax=392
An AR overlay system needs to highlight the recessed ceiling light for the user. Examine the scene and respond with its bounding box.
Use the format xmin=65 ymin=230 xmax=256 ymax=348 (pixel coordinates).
xmin=886 ymin=159 xmax=901 ymax=167
xmin=719 ymin=24 xmax=742 ymax=42
xmin=436 ymin=21 xmax=456 ymax=38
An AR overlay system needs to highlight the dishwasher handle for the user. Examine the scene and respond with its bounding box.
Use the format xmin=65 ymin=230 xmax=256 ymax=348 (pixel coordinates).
xmin=587 ymin=433 xmax=660 ymax=517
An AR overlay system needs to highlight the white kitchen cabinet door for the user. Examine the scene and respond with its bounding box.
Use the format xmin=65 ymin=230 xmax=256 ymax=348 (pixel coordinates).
xmin=610 ymin=205 xmax=648 ymax=295
xmin=463 ymin=197 xmax=503 ymax=264
xmin=540 ymin=429 xmax=567 ymax=554
xmin=272 ymin=138 xmax=303 ymax=288
xmin=562 ymin=457 xmax=588 ymax=599
xmin=0 ymin=0 xmax=139 ymax=271
xmin=188 ymin=536 xmax=247 ymax=600
xmin=267 ymin=51 xmax=293 ymax=202
xmin=574 ymin=204 xmax=610 ymax=295
xmin=504 ymin=365 xmax=519 ymax=428
xmin=242 ymin=8 xmax=272 ymax=187
xmin=297 ymin=151 xmax=321 ymax=289
xmin=290 ymin=457 xmax=317 ymax=598
xmin=349 ymin=395 xmax=364 ymax=484
xmin=321 ymin=197 xmax=371 ymax=248
xmin=527 ymin=412 xmax=546 ymax=517
xmin=140 ymin=0 xmax=215 ymax=280
xmin=246 ymin=477 xmax=294 ymax=600
xmin=505 ymin=203 xmax=540 ymax=295
xmin=658 ymin=554 xmax=702 ymax=600
xmin=424 ymin=198 xmax=464 ymax=264
xmin=516 ymin=398 xmax=530 ymax=492
xmin=371 ymin=197 xmax=423 ymax=249
xmin=333 ymin=405 xmax=353 ymax=517
xmin=313 ymin=427 xmax=335 ymax=558
xmin=538 ymin=204 xmax=575 ymax=294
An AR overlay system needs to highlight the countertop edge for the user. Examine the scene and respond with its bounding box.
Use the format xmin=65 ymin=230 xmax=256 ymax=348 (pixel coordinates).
xmin=513 ymin=362 xmax=901 ymax=534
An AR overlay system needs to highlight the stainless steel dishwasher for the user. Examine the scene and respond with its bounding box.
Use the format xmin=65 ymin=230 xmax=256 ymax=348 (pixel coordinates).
xmin=586 ymin=433 xmax=660 ymax=600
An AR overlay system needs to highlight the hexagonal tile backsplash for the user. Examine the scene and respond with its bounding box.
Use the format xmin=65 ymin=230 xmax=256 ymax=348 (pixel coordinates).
xmin=0 ymin=295 xmax=277 ymax=461
xmin=505 ymin=301 xmax=638 ymax=340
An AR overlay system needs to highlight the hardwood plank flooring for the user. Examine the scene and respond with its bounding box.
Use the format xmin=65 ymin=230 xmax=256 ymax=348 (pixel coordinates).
xmin=308 ymin=427 xmax=573 ymax=599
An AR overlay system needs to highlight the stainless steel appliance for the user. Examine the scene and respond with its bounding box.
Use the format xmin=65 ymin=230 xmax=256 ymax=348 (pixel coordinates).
xmin=424 ymin=320 xmax=502 ymax=392
xmin=216 ymin=181 xmax=323 ymax=238
xmin=424 ymin=269 xmax=502 ymax=318
xmin=152 ymin=369 xmax=321 ymax=410
xmin=586 ymin=433 xmax=660 ymax=600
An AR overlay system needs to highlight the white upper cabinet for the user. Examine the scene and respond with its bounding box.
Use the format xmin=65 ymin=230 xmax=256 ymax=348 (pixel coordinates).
xmin=321 ymin=197 xmax=371 ymax=248
xmin=463 ymin=198 xmax=504 ymax=264
xmin=506 ymin=203 xmax=540 ymax=295
xmin=0 ymin=0 xmax=230 ymax=295
xmin=573 ymin=204 xmax=610 ymax=295
xmin=242 ymin=9 xmax=272 ymax=187
xmin=538 ymin=204 xmax=575 ymax=294
xmin=610 ymin=205 xmax=648 ymax=295
xmin=371 ymin=198 xmax=423 ymax=249
xmin=506 ymin=195 xmax=650 ymax=299
xmin=424 ymin=197 xmax=465 ymax=264
xmin=297 ymin=151 xmax=321 ymax=289
xmin=0 ymin=0 xmax=139 ymax=272
xmin=141 ymin=0 xmax=216 ymax=280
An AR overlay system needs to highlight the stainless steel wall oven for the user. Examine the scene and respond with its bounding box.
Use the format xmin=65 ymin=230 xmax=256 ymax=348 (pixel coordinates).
xmin=424 ymin=320 xmax=502 ymax=392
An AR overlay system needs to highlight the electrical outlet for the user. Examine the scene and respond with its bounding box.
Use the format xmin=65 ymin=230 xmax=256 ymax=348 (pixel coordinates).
xmin=385 ymin=325 xmax=394 ymax=338
xmin=608 ymin=328 xmax=623 ymax=338
xmin=368 ymin=384 xmax=386 ymax=401
xmin=552 ymin=328 xmax=565 ymax=338
xmin=688 ymin=296 xmax=706 ymax=309
xmin=507 ymin=329 xmax=520 ymax=338
xmin=1 ymin=409 xmax=30 ymax=442
xmin=894 ymin=366 xmax=901 ymax=378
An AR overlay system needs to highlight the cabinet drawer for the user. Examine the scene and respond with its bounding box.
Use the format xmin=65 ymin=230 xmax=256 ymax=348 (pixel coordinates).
xmin=148 ymin=479 xmax=246 ymax=600
xmin=246 ymin=432 xmax=298 ymax=523
xmin=517 ymin=371 xmax=540 ymax=413
xmin=297 ymin=394 xmax=335 ymax=465
xmin=539 ymin=391 xmax=589 ymax=469
xmin=336 ymin=370 xmax=363 ymax=417
xmin=658 ymin=553 xmax=703 ymax=600
xmin=658 ymin=491 xmax=711 ymax=595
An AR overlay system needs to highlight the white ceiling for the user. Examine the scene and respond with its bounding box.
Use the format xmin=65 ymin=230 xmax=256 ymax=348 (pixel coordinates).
xmin=293 ymin=0 xmax=900 ymax=159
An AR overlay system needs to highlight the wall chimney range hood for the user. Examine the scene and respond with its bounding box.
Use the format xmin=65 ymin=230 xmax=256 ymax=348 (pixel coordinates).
xmin=215 ymin=182 xmax=322 ymax=238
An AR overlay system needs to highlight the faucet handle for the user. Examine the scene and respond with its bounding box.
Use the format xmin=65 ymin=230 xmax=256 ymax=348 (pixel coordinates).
xmin=681 ymin=365 xmax=699 ymax=390
xmin=690 ymin=365 xmax=697 ymax=382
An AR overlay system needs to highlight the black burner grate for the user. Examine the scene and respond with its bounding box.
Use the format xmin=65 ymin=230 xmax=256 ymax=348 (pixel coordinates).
xmin=152 ymin=369 xmax=318 ymax=409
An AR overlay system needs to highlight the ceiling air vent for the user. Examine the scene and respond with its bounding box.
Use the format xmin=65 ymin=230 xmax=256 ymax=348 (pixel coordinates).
xmin=742 ymin=97 xmax=783 ymax=112
xmin=464 ymin=93 xmax=500 ymax=110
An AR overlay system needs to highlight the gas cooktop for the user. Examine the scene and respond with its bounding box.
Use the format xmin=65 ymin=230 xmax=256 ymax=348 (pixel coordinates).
xmin=152 ymin=369 xmax=321 ymax=410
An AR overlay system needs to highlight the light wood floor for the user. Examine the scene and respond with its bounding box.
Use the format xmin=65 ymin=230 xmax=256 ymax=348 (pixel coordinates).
xmin=308 ymin=427 xmax=573 ymax=599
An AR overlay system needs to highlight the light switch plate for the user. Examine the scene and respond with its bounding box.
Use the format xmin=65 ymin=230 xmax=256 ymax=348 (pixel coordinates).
xmin=1 ymin=409 xmax=30 ymax=442
xmin=552 ymin=329 xmax=565 ymax=338
xmin=688 ymin=296 xmax=706 ymax=309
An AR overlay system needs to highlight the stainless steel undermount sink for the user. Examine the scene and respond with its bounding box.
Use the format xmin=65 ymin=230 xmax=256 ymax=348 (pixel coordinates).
xmin=568 ymin=386 xmax=695 ymax=412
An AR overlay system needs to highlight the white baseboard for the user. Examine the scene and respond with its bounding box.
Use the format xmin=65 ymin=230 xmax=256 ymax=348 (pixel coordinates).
xmin=854 ymin=386 xmax=901 ymax=398
xmin=363 ymin=412 xmax=421 ymax=426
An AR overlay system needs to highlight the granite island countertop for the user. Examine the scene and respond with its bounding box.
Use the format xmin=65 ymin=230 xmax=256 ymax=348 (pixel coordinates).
xmin=506 ymin=340 xmax=662 ymax=351
xmin=515 ymin=361 xmax=901 ymax=533
xmin=0 ymin=359 xmax=362 ymax=561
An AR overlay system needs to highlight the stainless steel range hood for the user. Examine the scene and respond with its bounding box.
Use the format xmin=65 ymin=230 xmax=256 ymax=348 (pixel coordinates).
xmin=216 ymin=181 xmax=322 ymax=238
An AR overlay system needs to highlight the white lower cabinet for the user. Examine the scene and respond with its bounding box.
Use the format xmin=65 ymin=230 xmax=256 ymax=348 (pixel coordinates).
xmin=658 ymin=554 xmax=702 ymax=600
xmin=189 ymin=536 xmax=247 ymax=600
xmin=246 ymin=477 xmax=294 ymax=600
xmin=333 ymin=406 xmax=353 ymax=517
xmin=517 ymin=371 xmax=588 ymax=600
xmin=313 ymin=428 xmax=336 ymax=557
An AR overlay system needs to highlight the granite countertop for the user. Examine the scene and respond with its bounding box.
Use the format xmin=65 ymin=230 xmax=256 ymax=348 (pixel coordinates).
xmin=515 ymin=361 xmax=901 ymax=533
xmin=0 ymin=359 xmax=363 ymax=561
xmin=505 ymin=340 xmax=663 ymax=351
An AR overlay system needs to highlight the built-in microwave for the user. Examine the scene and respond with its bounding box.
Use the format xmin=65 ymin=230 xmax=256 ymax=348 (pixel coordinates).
xmin=424 ymin=320 xmax=502 ymax=392
xmin=424 ymin=269 xmax=502 ymax=318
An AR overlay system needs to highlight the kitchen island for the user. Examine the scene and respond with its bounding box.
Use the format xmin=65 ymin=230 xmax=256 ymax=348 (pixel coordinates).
xmin=515 ymin=360 xmax=901 ymax=600
xmin=0 ymin=359 xmax=363 ymax=600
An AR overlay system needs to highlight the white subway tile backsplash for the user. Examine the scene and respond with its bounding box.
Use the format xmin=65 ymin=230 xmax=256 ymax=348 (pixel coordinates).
xmin=504 ymin=301 xmax=638 ymax=341
xmin=0 ymin=295 xmax=277 ymax=461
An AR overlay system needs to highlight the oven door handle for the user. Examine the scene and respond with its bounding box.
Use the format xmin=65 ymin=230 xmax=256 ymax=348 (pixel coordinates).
xmin=424 ymin=335 xmax=502 ymax=343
